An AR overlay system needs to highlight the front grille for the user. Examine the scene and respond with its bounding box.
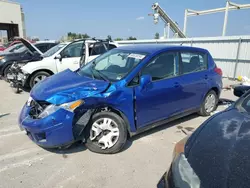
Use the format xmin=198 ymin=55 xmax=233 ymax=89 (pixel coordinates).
xmin=29 ymin=100 xmax=51 ymax=119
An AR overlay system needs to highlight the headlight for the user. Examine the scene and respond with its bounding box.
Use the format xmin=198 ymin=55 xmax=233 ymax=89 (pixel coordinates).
xmin=27 ymin=96 xmax=33 ymax=106
xmin=21 ymin=68 xmax=29 ymax=75
xmin=38 ymin=105 xmax=60 ymax=119
xmin=0 ymin=56 xmax=4 ymax=60
xmin=172 ymin=154 xmax=200 ymax=188
xmin=38 ymin=100 xmax=83 ymax=119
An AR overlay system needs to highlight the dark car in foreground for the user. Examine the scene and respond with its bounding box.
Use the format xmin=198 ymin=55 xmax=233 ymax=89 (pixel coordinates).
xmin=158 ymin=88 xmax=250 ymax=188
xmin=0 ymin=38 xmax=58 ymax=78
xmin=19 ymin=44 xmax=222 ymax=154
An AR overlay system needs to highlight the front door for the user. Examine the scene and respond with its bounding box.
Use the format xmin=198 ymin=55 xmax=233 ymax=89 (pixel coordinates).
xmin=56 ymin=41 xmax=84 ymax=72
xmin=135 ymin=51 xmax=183 ymax=128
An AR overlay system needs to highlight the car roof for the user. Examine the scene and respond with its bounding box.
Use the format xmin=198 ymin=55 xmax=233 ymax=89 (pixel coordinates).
xmin=36 ymin=41 xmax=57 ymax=44
xmin=117 ymin=44 xmax=208 ymax=54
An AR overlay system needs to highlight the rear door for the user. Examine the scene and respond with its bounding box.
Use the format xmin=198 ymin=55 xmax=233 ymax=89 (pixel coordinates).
xmin=56 ymin=40 xmax=84 ymax=72
xmin=178 ymin=51 xmax=209 ymax=111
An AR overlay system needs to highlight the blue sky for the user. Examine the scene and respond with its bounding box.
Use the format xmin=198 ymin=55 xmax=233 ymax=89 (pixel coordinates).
xmin=16 ymin=0 xmax=250 ymax=40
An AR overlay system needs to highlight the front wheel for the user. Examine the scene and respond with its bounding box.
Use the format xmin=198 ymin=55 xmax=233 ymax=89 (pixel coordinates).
xmin=3 ymin=65 xmax=12 ymax=82
xmin=29 ymin=71 xmax=51 ymax=88
xmin=198 ymin=90 xmax=218 ymax=116
xmin=85 ymin=112 xmax=127 ymax=154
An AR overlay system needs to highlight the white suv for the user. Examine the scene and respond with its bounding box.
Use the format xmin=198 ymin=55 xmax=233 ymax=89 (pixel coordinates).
xmin=20 ymin=39 xmax=118 ymax=88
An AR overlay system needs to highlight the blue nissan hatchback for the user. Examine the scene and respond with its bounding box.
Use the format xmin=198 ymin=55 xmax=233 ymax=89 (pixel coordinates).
xmin=19 ymin=45 xmax=222 ymax=154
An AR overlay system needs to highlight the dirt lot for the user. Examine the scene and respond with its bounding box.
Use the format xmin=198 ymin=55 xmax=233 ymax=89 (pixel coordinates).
xmin=0 ymin=79 xmax=238 ymax=188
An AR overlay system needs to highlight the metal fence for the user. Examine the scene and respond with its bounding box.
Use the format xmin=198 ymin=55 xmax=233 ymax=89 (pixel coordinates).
xmin=117 ymin=35 xmax=250 ymax=79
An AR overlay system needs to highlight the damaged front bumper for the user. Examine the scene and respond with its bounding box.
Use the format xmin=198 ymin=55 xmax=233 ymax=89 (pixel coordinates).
xmin=8 ymin=70 xmax=29 ymax=89
xmin=18 ymin=103 xmax=90 ymax=148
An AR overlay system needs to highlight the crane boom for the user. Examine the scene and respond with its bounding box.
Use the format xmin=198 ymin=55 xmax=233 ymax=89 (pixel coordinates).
xmin=152 ymin=3 xmax=186 ymax=38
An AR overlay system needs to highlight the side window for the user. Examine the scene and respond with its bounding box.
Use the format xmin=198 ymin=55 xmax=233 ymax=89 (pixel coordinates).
xmin=180 ymin=52 xmax=207 ymax=75
xmin=108 ymin=44 xmax=117 ymax=50
xmin=141 ymin=52 xmax=178 ymax=81
xmin=91 ymin=43 xmax=107 ymax=56
xmin=128 ymin=75 xmax=139 ymax=86
xmin=35 ymin=44 xmax=48 ymax=53
xmin=61 ymin=41 xmax=83 ymax=58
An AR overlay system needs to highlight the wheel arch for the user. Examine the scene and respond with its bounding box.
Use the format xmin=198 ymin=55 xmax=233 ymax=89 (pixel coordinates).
xmin=1 ymin=61 xmax=14 ymax=76
xmin=26 ymin=69 xmax=54 ymax=86
xmin=94 ymin=106 xmax=132 ymax=137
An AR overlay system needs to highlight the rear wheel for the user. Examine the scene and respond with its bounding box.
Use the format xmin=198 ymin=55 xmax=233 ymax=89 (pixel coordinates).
xmin=198 ymin=90 xmax=218 ymax=116
xmin=29 ymin=71 xmax=51 ymax=88
xmin=85 ymin=112 xmax=127 ymax=154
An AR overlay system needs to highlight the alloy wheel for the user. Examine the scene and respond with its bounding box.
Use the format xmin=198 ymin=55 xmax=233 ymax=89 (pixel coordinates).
xmin=204 ymin=93 xmax=216 ymax=113
xmin=90 ymin=118 xmax=120 ymax=150
xmin=33 ymin=75 xmax=47 ymax=85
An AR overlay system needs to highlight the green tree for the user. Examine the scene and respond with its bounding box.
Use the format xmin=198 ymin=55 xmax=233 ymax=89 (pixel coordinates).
xmin=67 ymin=32 xmax=90 ymax=41
xmin=82 ymin=33 xmax=90 ymax=39
xmin=154 ymin=32 xmax=160 ymax=39
xmin=127 ymin=36 xmax=137 ymax=40
xmin=114 ymin=38 xmax=123 ymax=41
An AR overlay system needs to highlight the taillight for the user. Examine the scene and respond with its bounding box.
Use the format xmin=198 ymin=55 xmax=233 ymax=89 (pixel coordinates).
xmin=214 ymin=67 xmax=222 ymax=76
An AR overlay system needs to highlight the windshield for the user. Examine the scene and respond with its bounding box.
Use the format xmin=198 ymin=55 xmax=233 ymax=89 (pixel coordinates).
xmin=5 ymin=44 xmax=24 ymax=53
xmin=15 ymin=45 xmax=27 ymax=53
xmin=78 ymin=49 xmax=147 ymax=82
xmin=42 ymin=43 xmax=66 ymax=58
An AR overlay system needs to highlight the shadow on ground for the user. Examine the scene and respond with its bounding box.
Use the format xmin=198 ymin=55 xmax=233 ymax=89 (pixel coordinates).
xmin=43 ymin=142 xmax=87 ymax=157
xmin=122 ymin=113 xmax=200 ymax=152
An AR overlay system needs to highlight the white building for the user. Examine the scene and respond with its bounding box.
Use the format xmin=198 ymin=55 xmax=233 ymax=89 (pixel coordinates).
xmin=0 ymin=0 xmax=26 ymax=41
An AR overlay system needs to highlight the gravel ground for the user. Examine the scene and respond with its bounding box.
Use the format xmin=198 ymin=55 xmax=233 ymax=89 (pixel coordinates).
xmin=0 ymin=79 xmax=238 ymax=188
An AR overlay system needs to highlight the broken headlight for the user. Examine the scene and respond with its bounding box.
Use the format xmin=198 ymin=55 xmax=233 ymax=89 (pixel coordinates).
xmin=38 ymin=100 xmax=84 ymax=119
xmin=172 ymin=153 xmax=200 ymax=188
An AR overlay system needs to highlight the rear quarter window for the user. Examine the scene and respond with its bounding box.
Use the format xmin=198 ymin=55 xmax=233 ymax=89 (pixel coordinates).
xmin=180 ymin=51 xmax=208 ymax=75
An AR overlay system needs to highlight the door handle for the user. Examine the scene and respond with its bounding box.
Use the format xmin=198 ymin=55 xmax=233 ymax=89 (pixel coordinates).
xmin=174 ymin=82 xmax=180 ymax=88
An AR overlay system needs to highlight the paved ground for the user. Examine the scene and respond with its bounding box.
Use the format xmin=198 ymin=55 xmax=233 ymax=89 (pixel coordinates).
xmin=0 ymin=79 xmax=238 ymax=188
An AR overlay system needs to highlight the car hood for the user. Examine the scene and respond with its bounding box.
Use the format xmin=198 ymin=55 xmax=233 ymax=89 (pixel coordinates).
xmin=30 ymin=69 xmax=110 ymax=105
xmin=14 ymin=37 xmax=43 ymax=55
xmin=185 ymin=108 xmax=250 ymax=187
xmin=0 ymin=51 xmax=22 ymax=57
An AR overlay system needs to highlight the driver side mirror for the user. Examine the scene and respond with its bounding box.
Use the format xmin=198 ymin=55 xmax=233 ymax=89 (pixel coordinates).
xmin=55 ymin=54 xmax=62 ymax=61
xmin=140 ymin=75 xmax=152 ymax=90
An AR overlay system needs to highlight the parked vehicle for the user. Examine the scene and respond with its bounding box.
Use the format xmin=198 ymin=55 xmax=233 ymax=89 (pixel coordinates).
xmin=7 ymin=43 xmax=68 ymax=92
xmin=17 ymin=39 xmax=118 ymax=89
xmin=0 ymin=45 xmax=5 ymax=51
xmin=19 ymin=45 xmax=222 ymax=154
xmin=0 ymin=38 xmax=58 ymax=78
xmin=0 ymin=43 xmax=24 ymax=55
xmin=157 ymin=88 xmax=250 ymax=188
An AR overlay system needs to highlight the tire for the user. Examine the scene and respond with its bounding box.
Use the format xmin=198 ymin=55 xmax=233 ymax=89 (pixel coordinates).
xmin=3 ymin=65 xmax=12 ymax=82
xmin=85 ymin=112 xmax=127 ymax=154
xmin=29 ymin=71 xmax=51 ymax=88
xmin=12 ymin=86 xmax=22 ymax=94
xmin=198 ymin=90 xmax=218 ymax=116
